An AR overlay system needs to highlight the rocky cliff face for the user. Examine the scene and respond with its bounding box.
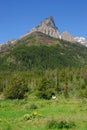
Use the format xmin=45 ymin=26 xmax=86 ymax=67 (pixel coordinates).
xmin=21 ymin=16 xmax=60 ymax=39
xmin=61 ymin=31 xmax=74 ymax=42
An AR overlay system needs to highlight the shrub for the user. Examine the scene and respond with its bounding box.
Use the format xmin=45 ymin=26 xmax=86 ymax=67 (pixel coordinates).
xmin=3 ymin=73 xmax=28 ymax=99
xmin=79 ymin=88 xmax=87 ymax=98
xmin=37 ymin=78 xmax=55 ymax=99
xmin=47 ymin=120 xmax=58 ymax=129
xmin=58 ymin=120 xmax=76 ymax=129
xmin=30 ymin=104 xmax=38 ymax=109
xmin=47 ymin=119 xmax=76 ymax=129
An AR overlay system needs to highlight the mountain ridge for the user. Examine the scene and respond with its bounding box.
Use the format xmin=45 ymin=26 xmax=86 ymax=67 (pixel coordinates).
xmin=0 ymin=16 xmax=87 ymax=47
xmin=20 ymin=16 xmax=87 ymax=47
xmin=0 ymin=16 xmax=87 ymax=52
xmin=20 ymin=16 xmax=60 ymax=39
xmin=0 ymin=31 xmax=87 ymax=71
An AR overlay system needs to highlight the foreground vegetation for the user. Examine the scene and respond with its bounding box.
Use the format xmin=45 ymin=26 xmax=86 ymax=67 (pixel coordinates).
xmin=0 ymin=67 xmax=87 ymax=129
xmin=0 ymin=97 xmax=87 ymax=130
xmin=0 ymin=67 xmax=87 ymax=99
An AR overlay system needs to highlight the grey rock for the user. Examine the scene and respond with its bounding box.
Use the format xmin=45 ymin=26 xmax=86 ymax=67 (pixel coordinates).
xmin=61 ymin=31 xmax=74 ymax=42
xmin=21 ymin=16 xmax=60 ymax=39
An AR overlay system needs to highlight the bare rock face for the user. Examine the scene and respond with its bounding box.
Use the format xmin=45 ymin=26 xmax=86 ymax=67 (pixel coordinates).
xmin=21 ymin=16 xmax=60 ymax=38
xmin=61 ymin=31 xmax=74 ymax=42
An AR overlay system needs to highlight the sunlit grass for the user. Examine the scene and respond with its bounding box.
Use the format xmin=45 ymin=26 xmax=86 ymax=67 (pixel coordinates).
xmin=0 ymin=97 xmax=87 ymax=130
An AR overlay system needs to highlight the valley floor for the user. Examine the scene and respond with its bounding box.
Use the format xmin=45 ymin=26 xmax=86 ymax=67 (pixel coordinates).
xmin=0 ymin=96 xmax=87 ymax=130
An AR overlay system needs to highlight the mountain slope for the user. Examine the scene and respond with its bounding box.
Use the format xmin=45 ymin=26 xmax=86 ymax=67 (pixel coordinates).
xmin=0 ymin=32 xmax=87 ymax=71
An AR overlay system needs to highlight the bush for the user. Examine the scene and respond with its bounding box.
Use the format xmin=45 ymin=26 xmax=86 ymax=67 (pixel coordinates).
xmin=47 ymin=119 xmax=76 ymax=129
xmin=47 ymin=120 xmax=58 ymax=129
xmin=37 ymin=78 xmax=55 ymax=99
xmin=3 ymin=73 xmax=28 ymax=99
xmin=30 ymin=104 xmax=38 ymax=109
xmin=58 ymin=120 xmax=76 ymax=129
xmin=79 ymin=87 xmax=87 ymax=98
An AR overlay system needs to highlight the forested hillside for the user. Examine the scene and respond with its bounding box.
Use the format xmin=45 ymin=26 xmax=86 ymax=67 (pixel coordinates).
xmin=0 ymin=32 xmax=87 ymax=71
xmin=0 ymin=32 xmax=87 ymax=99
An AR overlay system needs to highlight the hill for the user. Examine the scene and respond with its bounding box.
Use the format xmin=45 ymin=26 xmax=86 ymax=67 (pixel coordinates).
xmin=0 ymin=32 xmax=87 ymax=71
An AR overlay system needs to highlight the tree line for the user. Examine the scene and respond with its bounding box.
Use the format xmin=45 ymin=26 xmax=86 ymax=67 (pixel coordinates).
xmin=0 ymin=67 xmax=87 ymax=99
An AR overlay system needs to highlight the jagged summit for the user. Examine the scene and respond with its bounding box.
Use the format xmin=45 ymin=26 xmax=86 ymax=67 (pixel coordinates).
xmin=1 ymin=16 xmax=87 ymax=48
xmin=37 ymin=16 xmax=57 ymax=29
xmin=61 ymin=31 xmax=74 ymax=42
xmin=21 ymin=16 xmax=60 ymax=39
xmin=21 ymin=16 xmax=87 ymax=46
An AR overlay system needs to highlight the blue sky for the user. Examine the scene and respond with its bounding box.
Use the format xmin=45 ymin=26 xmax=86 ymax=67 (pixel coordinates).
xmin=0 ymin=0 xmax=87 ymax=43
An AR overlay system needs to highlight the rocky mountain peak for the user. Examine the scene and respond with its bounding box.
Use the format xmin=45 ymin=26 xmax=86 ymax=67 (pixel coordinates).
xmin=61 ymin=31 xmax=74 ymax=42
xmin=1 ymin=16 xmax=87 ymax=48
xmin=21 ymin=16 xmax=60 ymax=39
xmin=37 ymin=16 xmax=57 ymax=29
xmin=20 ymin=16 xmax=87 ymax=46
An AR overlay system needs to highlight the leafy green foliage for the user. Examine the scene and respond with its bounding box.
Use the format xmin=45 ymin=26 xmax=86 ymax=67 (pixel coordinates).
xmin=3 ymin=73 xmax=28 ymax=99
xmin=0 ymin=66 xmax=87 ymax=99
xmin=37 ymin=78 xmax=55 ymax=99
xmin=30 ymin=104 xmax=38 ymax=109
xmin=47 ymin=119 xmax=76 ymax=129
xmin=58 ymin=120 xmax=76 ymax=129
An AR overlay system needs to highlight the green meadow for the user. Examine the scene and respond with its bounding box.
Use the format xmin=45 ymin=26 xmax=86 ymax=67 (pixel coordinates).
xmin=0 ymin=96 xmax=87 ymax=130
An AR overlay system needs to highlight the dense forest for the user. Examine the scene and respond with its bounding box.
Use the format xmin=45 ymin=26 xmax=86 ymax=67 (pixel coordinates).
xmin=0 ymin=67 xmax=87 ymax=99
xmin=0 ymin=32 xmax=87 ymax=71
xmin=0 ymin=32 xmax=87 ymax=99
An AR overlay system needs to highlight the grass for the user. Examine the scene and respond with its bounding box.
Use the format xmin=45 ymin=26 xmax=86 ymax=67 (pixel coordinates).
xmin=0 ymin=97 xmax=87 ymax=130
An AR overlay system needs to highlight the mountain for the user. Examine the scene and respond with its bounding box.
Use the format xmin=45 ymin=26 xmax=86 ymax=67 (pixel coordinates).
xmin=74 ymin=36 xmax=87 ymax=47
xmin=0 ymin=16 xmax=87 ymax=49
xmin=61 ymin=31 xmax=74 ymax=42
xmin=20 ymin=16 xmax=87 ymax=46
xmin=0 ymin=31 xmax=87 ymax=71
xmin=60 ymin=32 xmax=87 ymax=46
xmin=0 ymin=16 xmax=87 ymax=71
xmin=21 ymin=16 xmax=60 ymax=39
xmin=0 ymin=16 xmax=60 ymax=52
